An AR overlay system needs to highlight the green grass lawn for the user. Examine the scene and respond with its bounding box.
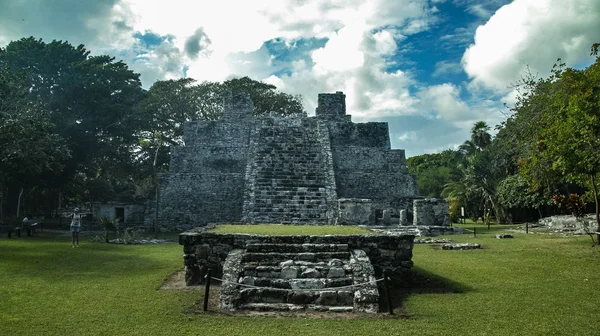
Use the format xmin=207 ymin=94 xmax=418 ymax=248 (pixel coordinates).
xmin=208 ymin=224 xmax=373 ymax=235
xmin=1 ymin=230 xmax=599 ymax=335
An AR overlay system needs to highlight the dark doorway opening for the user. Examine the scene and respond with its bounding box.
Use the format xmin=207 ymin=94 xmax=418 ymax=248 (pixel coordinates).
xmin=115 ymin=207 xmax=125 ymax=222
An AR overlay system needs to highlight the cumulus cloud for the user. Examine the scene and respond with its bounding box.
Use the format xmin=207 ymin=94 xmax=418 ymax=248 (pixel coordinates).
xmin=0 ymin=0 xmax=134 ymax=54
xmin=184 ymin=28 xmax=212 ymax=59
xmin=0 ymin=0 xmax=522 ymax=156
xmin=462 ymin=0 xmax=600 ymax=93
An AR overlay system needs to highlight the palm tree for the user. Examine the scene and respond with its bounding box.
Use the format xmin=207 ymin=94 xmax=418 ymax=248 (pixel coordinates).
xmin=471 ymin=121 xmax=492 ymax=150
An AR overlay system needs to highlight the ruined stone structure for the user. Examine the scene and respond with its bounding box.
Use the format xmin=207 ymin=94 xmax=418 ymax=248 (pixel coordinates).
xmin=180 ymin=228 xmax=414 ymax=313
xmin=147 ymin=91 xmax=434 ymax=230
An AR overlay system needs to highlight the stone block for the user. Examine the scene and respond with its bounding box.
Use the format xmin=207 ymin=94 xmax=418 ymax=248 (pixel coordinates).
xmin=337 ymin=198 xmax=373 ymax=225
xmin=281 ymin=266 xmax=299 ymax=279
xmin=327 ymin=267 xmax=346 ymax=278
xmin=382 ymin=210 xmax=391 ymax=225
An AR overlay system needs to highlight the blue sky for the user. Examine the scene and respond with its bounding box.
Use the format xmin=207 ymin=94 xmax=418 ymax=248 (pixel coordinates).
xmin=1 ymin=0 xmax=599 ymax=157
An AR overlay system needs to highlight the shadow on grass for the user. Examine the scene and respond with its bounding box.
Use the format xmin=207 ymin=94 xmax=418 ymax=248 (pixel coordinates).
xmin=379 ymin=266 xmax=473 ymax=316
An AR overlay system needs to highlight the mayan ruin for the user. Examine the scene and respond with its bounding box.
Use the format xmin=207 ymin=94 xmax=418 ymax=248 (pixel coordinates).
xmin=147 ymin=91 xmax=450 ymax=231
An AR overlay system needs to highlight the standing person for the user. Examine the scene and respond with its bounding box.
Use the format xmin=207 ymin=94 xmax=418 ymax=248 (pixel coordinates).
xmin=70 ymin=208 xmax=82 ymax=248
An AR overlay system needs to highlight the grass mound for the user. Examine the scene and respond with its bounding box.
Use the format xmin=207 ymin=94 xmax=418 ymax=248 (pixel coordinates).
xmin=207 ymin=224 xmax=373 ymax=236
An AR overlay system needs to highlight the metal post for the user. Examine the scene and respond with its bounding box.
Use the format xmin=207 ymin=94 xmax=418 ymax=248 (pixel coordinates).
xmin=526 ymin=222 xmax=529 ymax=234
xmin=203 ymin=269 xmax=212 ymax=312
xmin=383 ymin=270 xmax=394 ymax=315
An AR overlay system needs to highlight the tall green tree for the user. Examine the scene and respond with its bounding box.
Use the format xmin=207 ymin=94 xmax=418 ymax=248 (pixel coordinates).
xmin=407 ymin=150 xmax=462 ymax=197
xmin=0 ymin=37 xmax=145 ymax=205
xmin=518 ymin=54 xmax=600 ymax=242
xmin=222 ymin=76 xmax=304 ymax=117
xmin=0 ymin=66 xmax=70 ymax=216
xmin=0 ymin=37 xmax=144 ymax=189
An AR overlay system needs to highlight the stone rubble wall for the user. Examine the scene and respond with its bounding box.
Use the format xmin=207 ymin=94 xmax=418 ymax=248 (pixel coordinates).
xmin=413 ymin=198 xmax=450 ymax=226
xmin=241 ymin=116 xmax=337 ymax=224
xmin=538 ymin=214 xmax=598 ymax=234
xmin=337 ymin=198 xmax=373 ymax=225
xmin=149 ymin=91 xmax=425 ymax=230
xmin=92 ymin=202 xmax=145 ymax=227
xmin=219 ymin=244 xmax=380 ymax=313
xmin=144 ymin=92 xmax=255 ymax=231
xmin=180 ymin=230 xmax=415 ymax=285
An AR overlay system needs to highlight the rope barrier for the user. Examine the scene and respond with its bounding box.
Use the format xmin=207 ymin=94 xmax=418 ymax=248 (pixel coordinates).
xmin=209 ymin=276 xmax=384 ymax=292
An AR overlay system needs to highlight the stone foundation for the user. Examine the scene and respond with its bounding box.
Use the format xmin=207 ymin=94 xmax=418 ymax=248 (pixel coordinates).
xmin=180 ymin=229 xmax=414 ymax=285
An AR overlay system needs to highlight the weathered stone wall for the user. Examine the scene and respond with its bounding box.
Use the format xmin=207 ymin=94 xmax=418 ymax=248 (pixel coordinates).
xmin=180 ymin=230 xmax=415 ymax=284
xmin=149 ymin=91 xmax=422 ymax=230
xmin=413 ymin=199 xmax=450 ymax=226
xmin=315 ymin=91 xmax=347 ymax=120
xmin=144 ymin=92 xmax=255 ymax=231
xmin=316 ymin=92 xmax=419 ymax=216
xmin=538 ymin=214 xmax=597 ymax=234
xmin=337 ymin=198 xmax=373 ymax=225
xmin=92 ymin=202 xmax=146 ymax=228
xmin=241 ymin=116 xmax=337 ymax=224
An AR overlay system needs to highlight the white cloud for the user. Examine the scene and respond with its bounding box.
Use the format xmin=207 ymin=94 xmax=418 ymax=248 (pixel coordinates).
xmin=0 ymin=0 xmax=505 ymax=156
xmin=462 ymin=0 xmax=600 ymax=93
xmin=433 ymin=60 xmax=463 ymax=77
xmin=398 ymin=131 xmax=418 ymax=141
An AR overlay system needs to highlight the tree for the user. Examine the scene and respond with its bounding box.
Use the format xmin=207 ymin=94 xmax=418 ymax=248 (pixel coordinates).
xmin=407 ymin=150 xmax=462 ymax=197
xmin=0 ymin=66 xmax=70 ymax=216
xmin=222 ymin=77 xmax=304 ymax=117
xmin=517 ymin=54 xmax=600 ymax=243
xmin=470 ymin=121 xmax=492 ymax=150
xmin=0 ymin=37 xmax=145 ymax=200
xmin=497 ymin=174 xmax=549 ymax=217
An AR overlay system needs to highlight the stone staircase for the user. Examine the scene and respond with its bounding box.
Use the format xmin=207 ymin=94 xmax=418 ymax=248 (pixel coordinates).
xmin=242 ymin=117 xmax=337 ymax=224
xmin=220 ymin=242 xmax=379 ymax=313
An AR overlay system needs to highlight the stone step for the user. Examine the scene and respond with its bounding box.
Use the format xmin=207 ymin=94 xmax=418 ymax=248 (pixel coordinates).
xmin=238 ymin=303 xmax=354 ymax=313
xmin=246 ymin=243 xmax=349 ymax=253
xmin=239 ymin=276 xmax=353 ymax=289
xmin=238 ymin=287 xmax=355 ymax=306
xmin=242 ymin=252 xmax=350 ymax=263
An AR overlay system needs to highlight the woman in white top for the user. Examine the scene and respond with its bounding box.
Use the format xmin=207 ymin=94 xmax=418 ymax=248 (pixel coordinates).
xmin=70 ymin=208 xmax=82 ymax=248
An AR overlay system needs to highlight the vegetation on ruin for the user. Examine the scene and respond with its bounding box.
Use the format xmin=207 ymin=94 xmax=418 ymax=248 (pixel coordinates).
xmin=1 ymin=231 xmax=598 ymax=335
xmin=208 ymin=224 xmax=373 ymax=236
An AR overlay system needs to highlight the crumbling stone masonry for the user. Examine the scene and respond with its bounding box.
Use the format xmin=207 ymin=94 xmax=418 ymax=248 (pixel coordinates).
xmin=180 ymin=229 xmax=414 ymax=313
xmin=146 ymin=91 xmax=446 ymax=230
xmin=413 ymin=199 xmax=450 ymax=226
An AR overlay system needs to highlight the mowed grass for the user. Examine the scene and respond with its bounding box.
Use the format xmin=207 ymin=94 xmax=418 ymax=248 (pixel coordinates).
xmin=1 ymin=229 xmax=599 ymax=336
xmin=208 ymin=224 xmax=373 ymax=235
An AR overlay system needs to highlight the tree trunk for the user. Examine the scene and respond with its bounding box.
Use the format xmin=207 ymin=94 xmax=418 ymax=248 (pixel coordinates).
xmin=153 ymin=141 xmax=162 ymax=239
xmin=16 ymin=187 xmax=24 ymax=220
xmin=0 ymin=178 xmax=4 ymax=222
xmin=488 ymin=195 xmax=505 ymax=224
xmin=590 ymin=174 xmax=599 ymax=245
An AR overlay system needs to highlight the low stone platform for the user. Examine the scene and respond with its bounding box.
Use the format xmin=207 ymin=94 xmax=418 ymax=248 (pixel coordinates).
xmin=180 ymin=229 xmax=414 ymax=284
xmin=180 ymin=227 xmax=415 ymax=313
